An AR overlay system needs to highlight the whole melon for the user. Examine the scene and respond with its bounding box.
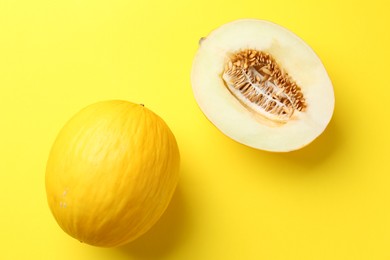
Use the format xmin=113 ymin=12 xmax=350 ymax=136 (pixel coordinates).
xmin=45 ymin=100 xmax=180 ymax=247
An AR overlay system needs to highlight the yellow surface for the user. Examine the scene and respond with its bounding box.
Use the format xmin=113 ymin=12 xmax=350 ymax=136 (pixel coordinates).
xmin=0 ymin=0 xmax=389 ymax=259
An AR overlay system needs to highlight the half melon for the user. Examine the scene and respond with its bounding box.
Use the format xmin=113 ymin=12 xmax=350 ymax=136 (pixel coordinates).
xmin=191 ymin=19 xmax=335 ymax=152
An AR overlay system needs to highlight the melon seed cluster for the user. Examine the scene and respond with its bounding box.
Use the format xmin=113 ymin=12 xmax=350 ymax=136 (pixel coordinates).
xmin=222 ymin=49 xmax=306 ymax=123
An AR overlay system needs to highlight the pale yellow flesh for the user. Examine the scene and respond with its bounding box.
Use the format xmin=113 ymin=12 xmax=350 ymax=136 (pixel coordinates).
xmin=45 ymin=100 xmax=180 ymax=247
xmin=191 ymin=19 xmax=335 ymax=152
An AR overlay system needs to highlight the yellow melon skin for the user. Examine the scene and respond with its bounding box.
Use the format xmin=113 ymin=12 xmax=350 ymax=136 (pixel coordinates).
xmin=45 ymin=100 xmax=180 ymax=247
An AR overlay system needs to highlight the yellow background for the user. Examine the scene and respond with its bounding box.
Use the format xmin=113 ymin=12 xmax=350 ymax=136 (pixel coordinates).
xmin=1 ymin=0 xmax=389 ymax=259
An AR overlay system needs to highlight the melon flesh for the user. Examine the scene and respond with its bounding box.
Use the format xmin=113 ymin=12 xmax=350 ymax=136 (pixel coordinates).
xmin=191 ymin=19 xmax=335 ymax=152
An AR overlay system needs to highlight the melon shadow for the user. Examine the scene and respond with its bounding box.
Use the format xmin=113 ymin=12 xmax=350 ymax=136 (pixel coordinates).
xmin=117 ymin=185 xmax=190 ymax=259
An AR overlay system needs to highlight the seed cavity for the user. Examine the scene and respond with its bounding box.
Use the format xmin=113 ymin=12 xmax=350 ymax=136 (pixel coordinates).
xmin=222 ymin=49 xmax=306 ymax=124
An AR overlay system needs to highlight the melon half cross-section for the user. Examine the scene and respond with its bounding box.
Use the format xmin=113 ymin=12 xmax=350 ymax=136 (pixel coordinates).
xmin=191 ymin=19 xmax=335 ymax=152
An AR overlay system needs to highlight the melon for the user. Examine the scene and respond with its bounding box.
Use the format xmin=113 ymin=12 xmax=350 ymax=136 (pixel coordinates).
xmin=191 ymin=19 xmax=335 ymax=152
xmin=45 ymin=100 xmax=180 ymax=247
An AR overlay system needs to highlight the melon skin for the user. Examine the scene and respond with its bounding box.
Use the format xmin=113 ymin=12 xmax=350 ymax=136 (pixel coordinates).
xmin=45 ymin=100 xmax=180 ymax=247
xmin=191 ymin=19 xmax=335 ymax=152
